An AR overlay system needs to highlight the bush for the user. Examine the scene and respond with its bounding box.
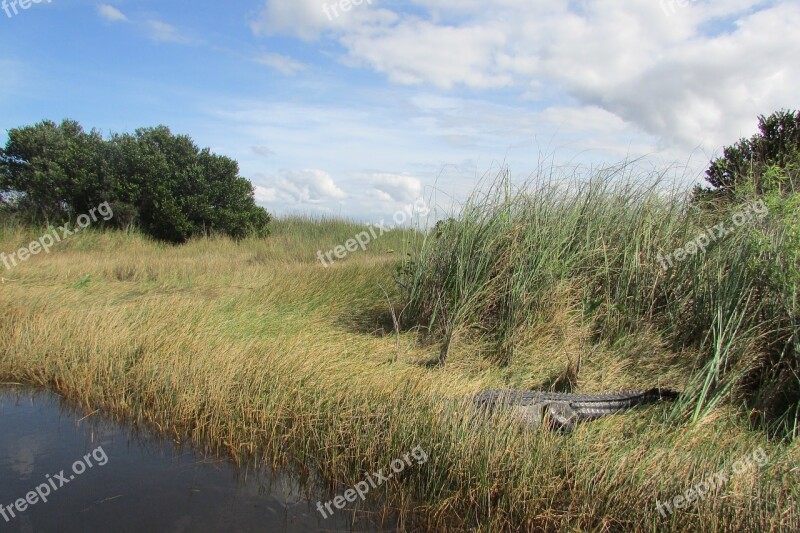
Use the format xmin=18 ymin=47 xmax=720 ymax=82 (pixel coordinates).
xmin=0 ymin=119 xmax=272 ymax=243
xmin=696 ymin=109 xmax=800 ymax=201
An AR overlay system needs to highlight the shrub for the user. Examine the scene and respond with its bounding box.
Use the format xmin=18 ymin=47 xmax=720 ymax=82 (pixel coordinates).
xmin=696 ymin=109 xmax=800 ymax=201
xmin=0 ymin=119 xmax=272 ymax=243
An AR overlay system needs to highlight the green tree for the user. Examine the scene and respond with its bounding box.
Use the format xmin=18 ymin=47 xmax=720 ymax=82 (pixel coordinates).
xmin=696 ymin=110 xmax=800 ymax=201
xmin=0 ymin=119 xmax=271 ymax=243
xmin=0 ymin=119 xmax=112 ymax=225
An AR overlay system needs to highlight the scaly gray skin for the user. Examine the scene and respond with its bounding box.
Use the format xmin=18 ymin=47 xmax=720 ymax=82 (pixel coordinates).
xmin=473 ymin=388 xmax=679 ymax=432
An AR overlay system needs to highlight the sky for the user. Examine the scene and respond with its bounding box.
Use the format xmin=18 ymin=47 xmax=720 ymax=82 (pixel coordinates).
xmin=0 ymin=0 xmax=797 ymax=222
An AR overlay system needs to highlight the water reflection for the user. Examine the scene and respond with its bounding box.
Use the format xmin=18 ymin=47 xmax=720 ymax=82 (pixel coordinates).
xmin=0 ymin=386 xmax=388 ymax=532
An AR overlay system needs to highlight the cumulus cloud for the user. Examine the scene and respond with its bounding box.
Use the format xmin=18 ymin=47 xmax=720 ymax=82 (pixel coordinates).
xmin=250 ymin=0 xmax=399 ymax=40
xmin=255 ymin=169 xmax=347 ymax=205
xmin=250 ymin=0 xmax=329 ymax=39
xmin=251 ymin=0 xmax=800 ymax=151
xmin=253 ymin=185 xmax=277 ymax=202
xmin=364 ymin=173 xmax=423 ymax=203
xmin=342 ymin=21 xmax=511 ymax=89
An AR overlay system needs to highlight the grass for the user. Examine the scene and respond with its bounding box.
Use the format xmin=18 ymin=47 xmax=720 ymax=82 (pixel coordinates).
xmin=0 ymin=182 xmax=798 ymax=531
xmin=400 ymin=165 xmax=800 ymax=435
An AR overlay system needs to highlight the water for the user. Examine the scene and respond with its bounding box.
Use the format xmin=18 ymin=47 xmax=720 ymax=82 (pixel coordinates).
xmin=0 ymin=386 xmax=387 ymax=532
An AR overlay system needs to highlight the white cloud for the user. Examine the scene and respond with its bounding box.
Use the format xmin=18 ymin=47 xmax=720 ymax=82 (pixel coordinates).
xmin=255 ymin=53 xmax=308 ymax=75
xmin=251 ymin=145 xmax=274 ymax=156
xmin=98 ymin=4 xmax=128 ymax=23
xmin=203 ymin=91 xmax=679 ymax=222
xmin=252 ymin=0 xmax=800 ymax=152
xmin=253 ymin=185 xmax=277 ymax=202
xmin=364 ymin=173 xmax=423 ymax=203
xmin=96 ymin=7 xmax=195 ymax=45
xmin=342 ymin=21 xmax=512 ymax=89
xmin=146 ymin=20 xmax=194 ymax=44
xmin=250 ymin=0 xmax=329 ymax=39
xmin=256 ymin=169 xmax=347 ymax=205
xmin=250 ymin=0 xmax=398 ymax=40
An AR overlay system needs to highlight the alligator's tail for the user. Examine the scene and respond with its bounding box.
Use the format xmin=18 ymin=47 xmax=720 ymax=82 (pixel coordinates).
xmin=642 ymin=387 xmax=680 ymax=402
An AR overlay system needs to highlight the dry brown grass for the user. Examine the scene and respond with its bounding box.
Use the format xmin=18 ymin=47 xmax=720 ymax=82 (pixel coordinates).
xmin=0 ymin=221 xmax=797 ymax=531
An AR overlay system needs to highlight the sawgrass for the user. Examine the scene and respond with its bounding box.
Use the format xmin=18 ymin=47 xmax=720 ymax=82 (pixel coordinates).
xmin=400 ymin=165 xmax=799 ymax=436
xmin=0 ymin=190 xmax=797 ymax=531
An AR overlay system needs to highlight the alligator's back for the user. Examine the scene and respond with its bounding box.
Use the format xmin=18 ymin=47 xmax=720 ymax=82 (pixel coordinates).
xmin=472 ymin=388 xmax=679 ymax=431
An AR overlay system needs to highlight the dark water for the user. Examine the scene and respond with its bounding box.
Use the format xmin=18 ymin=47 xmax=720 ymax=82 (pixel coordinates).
xmin=0 ymin=386 xmax=387 ymax=532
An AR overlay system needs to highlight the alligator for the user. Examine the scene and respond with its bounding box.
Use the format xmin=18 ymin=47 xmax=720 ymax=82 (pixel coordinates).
xmin=472 ymin=388 xmax=679 ymax=432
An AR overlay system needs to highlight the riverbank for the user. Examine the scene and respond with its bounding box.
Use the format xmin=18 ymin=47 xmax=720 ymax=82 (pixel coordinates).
xmin=0 ymin=385 xmax=360 ymax=532
xmin=0 ymin=218 xmax=797 ymax=531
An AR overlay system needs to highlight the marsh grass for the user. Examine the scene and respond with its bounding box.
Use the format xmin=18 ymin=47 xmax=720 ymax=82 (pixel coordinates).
xmin=400 ymin=164 xmax=800 ymax=438
xmin=0 ymin=187 xmax=798 ymax=531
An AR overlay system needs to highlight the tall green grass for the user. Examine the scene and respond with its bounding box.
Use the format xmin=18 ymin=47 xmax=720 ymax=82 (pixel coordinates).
xmin=399 ymin=163 xmax=800 ymax=436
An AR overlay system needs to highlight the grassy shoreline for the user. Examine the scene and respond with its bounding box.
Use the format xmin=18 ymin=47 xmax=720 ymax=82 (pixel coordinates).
xmin=0 ymin=217 xmax=798 ymax=531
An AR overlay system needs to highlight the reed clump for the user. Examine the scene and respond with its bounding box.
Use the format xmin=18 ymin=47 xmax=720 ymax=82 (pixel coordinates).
xmin=399 ymin=164 xmax=799 ymax=438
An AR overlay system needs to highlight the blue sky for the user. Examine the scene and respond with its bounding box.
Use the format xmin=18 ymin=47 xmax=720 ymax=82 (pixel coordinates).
xmin=1 ymin=0 xmax=797 ymax=221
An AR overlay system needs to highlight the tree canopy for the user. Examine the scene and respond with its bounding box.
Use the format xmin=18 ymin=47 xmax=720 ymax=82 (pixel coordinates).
xmin=0 ymin=119 xmax=271 ymax=243
xmin=696 ymin=110 xmax=800 ymax=201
